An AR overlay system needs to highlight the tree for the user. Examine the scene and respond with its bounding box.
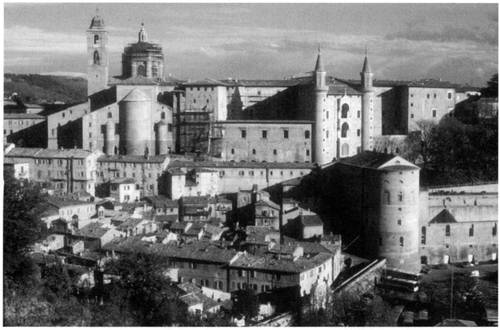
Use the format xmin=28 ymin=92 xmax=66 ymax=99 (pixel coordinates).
xmin=3 ymin=168 xmax=46 ymax=285
xmin=414 ymin=119 xmax=438 ymax=166
xmin=232 ymin=288 xmax=260 ymax=322
xmin=103 ymin=252 xmax=183 ymax=326
xmin=480 ymin=74 xmax=498 ymax=98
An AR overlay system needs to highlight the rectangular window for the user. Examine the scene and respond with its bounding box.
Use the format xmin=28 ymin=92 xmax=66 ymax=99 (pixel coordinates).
xmin=306 ymin=150 xmax=310 ymax=156
xmin=284 ymin=130 xmax=289 ymax=139
xmin=273 ymin=149 xmax=277 ymax=155
xmin=262 ymin=130 xmax=268 ymax=139
xmin=357 ymin=110 xmax=361 ymax=118
xmin=427 ymin=94 xmax=430 ymax=99
xmin=434 ymin=93 xmax=437 ymax=98
xmin=326 ymin=130 xmax=329 ymax=139
xmin=357 ymin=129 xmax=360 ymax=137
xmin=432 ymin=109 xmax=437 ymax=117
xmin=447 ymin=92 xmax=452 ymax=100
xmin=241 ymin=130 xmax=246 ymax=138
xmin=231 ymin=148 xmax=234 ymax=155
xmin=411 ymin=114 xmax=414 ymax=118
xmin=326 ymin=111 xmax=329 ymax=119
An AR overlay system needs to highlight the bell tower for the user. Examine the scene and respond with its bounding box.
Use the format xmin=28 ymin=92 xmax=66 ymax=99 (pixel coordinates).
xmin=87 ymin=10 xmax=109 ymax=97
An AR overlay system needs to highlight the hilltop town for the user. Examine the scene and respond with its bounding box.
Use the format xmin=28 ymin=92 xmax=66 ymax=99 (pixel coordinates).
xmin=4 ymin=12 xmax=498 ymax=327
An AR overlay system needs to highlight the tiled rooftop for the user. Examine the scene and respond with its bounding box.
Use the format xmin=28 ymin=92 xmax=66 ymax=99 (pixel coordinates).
xmin=98 ymin=154 xmax=168 ymax=163
xmin=4 ymin=113 xmax=45 ymax=119
xmin=231 ymin=252 xmax=332 ymax=274
xmin=46 ymin=195 xmax=96 ymax=208
xmin=339 ymin=151 xmax=397 ymax=169
xmin=35 ymin=148 xmax=93 ymax=159
xmin=102 ymin=238 xmax=239 ymax=263
xmin=110 ymin=178 xmax=135 ymax=185
xmin=168 ymin=159 xmax=315 ymax=170
xmin=5 ymin=148 xmax=43 ymax=157
xmin=299 ymin=215 xmax=323 ymax=227
xmin=75 ymin=222 xmax=112 ymax=239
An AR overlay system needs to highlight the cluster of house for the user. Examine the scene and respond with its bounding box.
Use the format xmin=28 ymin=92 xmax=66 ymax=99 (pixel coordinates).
xmin=29 ymin=172 xmax=344 ymax=317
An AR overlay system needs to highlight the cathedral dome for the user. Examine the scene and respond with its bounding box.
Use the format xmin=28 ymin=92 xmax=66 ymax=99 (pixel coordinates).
xmin=89 ymin=15 xmax=105 ymax=29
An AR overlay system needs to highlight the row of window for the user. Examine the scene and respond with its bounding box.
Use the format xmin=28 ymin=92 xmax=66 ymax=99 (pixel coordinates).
xmin=98 ymin=162 xmax=160 ymax=169
xmin=35 ymin=159 xmax=85 ymax=166
xmin=37 ymin=170 xmax=86 ymax=179
xmin=240 ymin=129 xmax=303 ymax=140
xmin=231 ymin=148 xmax=311 ymax=158
xmin=421 ymin=224 xmax=497 ymax=244
xmin=5 ymin=120 xmax=40 ymax=126
xmin=231 ymin=170 xmax=304 ymax=177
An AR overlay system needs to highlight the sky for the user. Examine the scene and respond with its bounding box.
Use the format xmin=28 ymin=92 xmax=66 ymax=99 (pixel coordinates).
xmin=4 ymin=2 xmax=498 ymax=86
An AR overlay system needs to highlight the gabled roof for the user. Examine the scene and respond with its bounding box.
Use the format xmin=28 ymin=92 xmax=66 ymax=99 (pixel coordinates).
xmin=231 ymin=252 xmax=332 ymax=274
xmin=75 ymin=222 xmax=113 ymax=239
xmin=5 ymin=148 xmax=43 ymax=157
xmin=255 ymin=199 xmax=280 ymax=210
xmin=298 ymin=215 xmax=323 ymax=227
xmin=182 ymin=196 xmax=210 ymax=205
xmin=110 ymin=178 xmax=135 ymax=185
xmin=46 ymin=195 xmax=95 ymax=208
xmin=429 ymin=209 xmax=458 ymax=224
xmin=35 ymin=149 xmax=92 ymax=159
xmin=340 ymin=151 xmax=419 ymax=170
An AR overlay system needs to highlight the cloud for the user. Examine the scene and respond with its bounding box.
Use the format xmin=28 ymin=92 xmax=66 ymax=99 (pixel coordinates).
xmin=385 ymin=25 xmax=498 ymax=46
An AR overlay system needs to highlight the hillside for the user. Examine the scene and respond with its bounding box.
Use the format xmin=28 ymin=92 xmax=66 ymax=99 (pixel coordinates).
xmin=4 ymin=74 xmax=87 ymax=104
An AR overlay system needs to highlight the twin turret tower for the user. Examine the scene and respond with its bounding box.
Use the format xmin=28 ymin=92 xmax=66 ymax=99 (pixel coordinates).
xmin=360 ymin=51 xmax=375 ymax=151
xmin=312 ymin=48 xmax=330 ymax=165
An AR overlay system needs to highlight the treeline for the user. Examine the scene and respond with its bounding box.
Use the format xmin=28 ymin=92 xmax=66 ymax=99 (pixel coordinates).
xmin=4 ymin=74 xmax=87 ymax=104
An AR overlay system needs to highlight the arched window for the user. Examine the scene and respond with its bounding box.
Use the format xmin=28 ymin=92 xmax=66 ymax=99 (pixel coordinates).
xmin=94 ymin=35 xmax=100 ymax=44
xmin=152 ymin=66 xmax=158 ymax=77
xmin=161 ymin=112 xmax=166 ymax=119
xmin=399 ymin=237 xmax=404 ymax=247
xmin=445 ymin=225 xmax=450 ymax=237
xmin=341 ymin=122 xmax=349 ymax=138
xmin=341 ymin=143 xmax=349 ymax=156
xmin=383 ymin=190 xmax=391 ymax=205
xmin=421 ymin=226 xmax=426 ymax=245
xmin=107 ymin=112 xmax=112 ymax=119
xmin=341 ymin=103 xmax=349 ymax=118
xmin=305 ymin=130 xmax=310 ymax=139
xmin=93 ymin=50 xmax=100 ymax=65
xmin=138 ymin=64 xmax=145 ymax=77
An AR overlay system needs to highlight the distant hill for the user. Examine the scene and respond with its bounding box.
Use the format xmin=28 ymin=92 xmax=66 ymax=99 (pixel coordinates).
xmin=4 ymin=74 xmax=87 ymax=104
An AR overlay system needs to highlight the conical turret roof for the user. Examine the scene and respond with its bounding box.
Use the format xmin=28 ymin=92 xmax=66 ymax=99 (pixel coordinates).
xmin=315 ymin=47 xmax=325 ymax=72
xmin=362 ymin=54 xmax=372 ymax=73
xmin=122 ymin=88 xmax=150 ymax=102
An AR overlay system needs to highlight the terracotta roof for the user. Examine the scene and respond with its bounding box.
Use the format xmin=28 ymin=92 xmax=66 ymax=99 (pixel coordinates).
xmin=102 ymin=238 xmax=239 ymax=263
xmin=299 ymin=215 xmax=323 ymax=227
xmin=429 ymin=209 xmax=458 ymax=224
xmin=255 ymin=199 xmax=280 ymax=210
xmin=339 ymin=151 xmax=398 ymax=169
xmin=4 ymin=113 xmax=45 ymax=119
xmin=154 ymin=214 xmax=178 ymax=223
xmin=182 ymin=196 xmax=210 ymax=205
xmin=75 ymin=222 xmax=113 ymax=239
xmin=231 ymin=252 xmax=332 ymax=274
xmin=98 ymin=154 xmax=168 ymax=164
xmin=116 ymin=218 xmax=143 ymax=230
xmin=178 ymin=282 xmax=202 ymax=294
xmin=5 ymin=148 xmax=43 ymax=157
xmin=169 ymin=221 xmax=190 ymax=231
xmin=435 ymin=319 xmax=477 ymax=327
xmin=46 ymin=195 xmax=96 ymax=208
xmin=168 ymin=168 xmax=185 ymax=175
xmin=144 ymin=196 xmax=178 ymax=208
xmin=169 ymin=159 xmax=315 ymax=170
xmin=110 ymin=178 xmax=135 ymax=185
xmin=35 ymin=149 xmax=92 ymax=159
